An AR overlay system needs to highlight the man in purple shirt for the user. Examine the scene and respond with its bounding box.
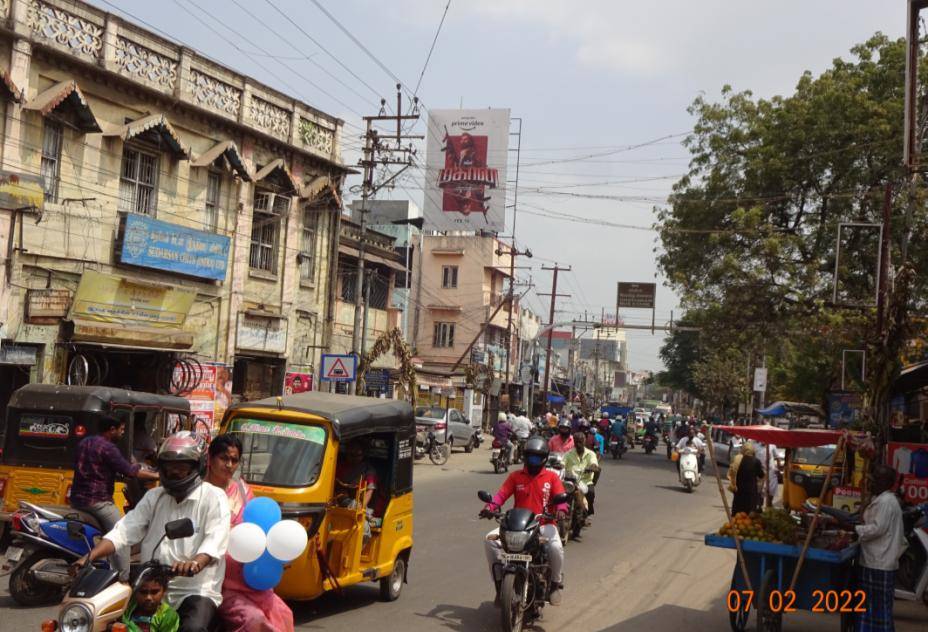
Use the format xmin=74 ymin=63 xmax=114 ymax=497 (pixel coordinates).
xmin=71 ymin=416 xmax=158 ymax=576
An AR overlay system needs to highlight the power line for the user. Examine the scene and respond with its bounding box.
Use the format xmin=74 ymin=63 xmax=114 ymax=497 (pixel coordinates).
xmin=413 ymin=0 xmax=452 ymax=96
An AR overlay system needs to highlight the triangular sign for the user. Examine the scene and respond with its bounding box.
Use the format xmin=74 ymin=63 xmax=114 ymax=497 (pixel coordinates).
xmin=326 ymin=357 xmax=350 ymax=378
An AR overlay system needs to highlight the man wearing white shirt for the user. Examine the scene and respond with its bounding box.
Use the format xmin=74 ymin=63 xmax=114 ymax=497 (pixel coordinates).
xmin=854 ymin=465 xmax=905 ymax=632
xmin=510 ymin=412 xmax=533 ymax=440
xmin=76 ymin=433 xmax=231 ymax=632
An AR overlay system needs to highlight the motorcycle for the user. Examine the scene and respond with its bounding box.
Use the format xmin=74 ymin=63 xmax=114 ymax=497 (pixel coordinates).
xmin=478 ymin=490 xmax=569 ymax=632
xmin=545 ymin=454 xmax=570 ymax=542
xmin=642 ymin=433 xmax=658 ymax=454
xmin=415 ymin=425 xmax=450 ymax=465
xmin=678 ymin=446 xmax=702 ymax=492
xmin=609 ymin=435 xmax=627 ymax=460
xmin=896 ymin=501 xmax=928 ymax=606
xmin=491 ymin=439 xmax=512 ymax=473
xmin=50 ymin=518 xmax=196 ymax=632
xmin=1 ymin=501 xmax=102 ymax=606
xmin=663 ymin=431 xmax=673 ymax=459
xmin=512 ymin=437 xmax=527 ymax=465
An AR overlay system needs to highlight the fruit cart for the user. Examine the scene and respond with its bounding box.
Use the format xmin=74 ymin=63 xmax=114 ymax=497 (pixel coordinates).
xmin=704 ymin=425 xmax=860 ymax=631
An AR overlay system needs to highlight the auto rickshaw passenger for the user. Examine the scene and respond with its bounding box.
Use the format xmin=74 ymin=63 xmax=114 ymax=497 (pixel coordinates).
xmin=335 ymin=440 xmax=379 ymax=541
xmin=71 ymin=415 xmax=159 ymax=577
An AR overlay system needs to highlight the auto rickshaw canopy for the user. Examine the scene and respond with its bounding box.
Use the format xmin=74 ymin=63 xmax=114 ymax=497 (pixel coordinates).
xmin=718 ymin=424 xmax=843 ymax=448
xmin=228 ymin=391 xmax=414 ymax=440
xmin=7 ymin=384 xmax=190 ymax=413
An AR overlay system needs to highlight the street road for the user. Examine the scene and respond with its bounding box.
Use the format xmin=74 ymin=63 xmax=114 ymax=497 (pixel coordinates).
xmin=3 ymin=444 xmax=925 ymax=631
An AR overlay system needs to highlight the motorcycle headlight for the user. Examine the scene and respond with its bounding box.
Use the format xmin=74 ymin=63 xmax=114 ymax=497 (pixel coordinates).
xmin=60 ymin=604 xmax=93 ymax=632
xmin=502 ymin=530 xmax=531 ymax=553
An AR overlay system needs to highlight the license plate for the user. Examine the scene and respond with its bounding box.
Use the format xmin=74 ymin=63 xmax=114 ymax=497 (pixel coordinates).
xmin=3 ymin=545 xmax=23 ymax=563
xmin=501 ymin=553 xmax=532 ymax=563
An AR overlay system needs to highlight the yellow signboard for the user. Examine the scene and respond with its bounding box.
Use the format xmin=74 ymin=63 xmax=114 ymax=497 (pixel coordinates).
xmin=69 ymin=270 xmax=196 ymax=328
xmin=0 ymin=170 xmax=44 ymax=210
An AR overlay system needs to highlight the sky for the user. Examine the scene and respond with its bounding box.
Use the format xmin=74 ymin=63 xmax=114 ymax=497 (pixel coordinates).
xmin=99 ymin=0 xmax=904 ymax=371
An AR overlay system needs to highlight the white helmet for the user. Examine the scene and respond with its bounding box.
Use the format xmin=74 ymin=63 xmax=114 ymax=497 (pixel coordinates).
xmin=498 ymin=412 xmax=508 ymax=423
xmin=602 ymin=412 xmax=610 ymax=418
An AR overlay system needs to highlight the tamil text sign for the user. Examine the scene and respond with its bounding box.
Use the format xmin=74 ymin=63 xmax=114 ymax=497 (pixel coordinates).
xmin=424 ymin=109 xmax=510 ymax=233
xmin=69 ymin=270 xmax=195 ymax=328
xmin=0 ymin=170 xmax=44 ymax=210
xmin=616 ymin=282 xmax=656 ymax=309
xmin=119 ymin=214 xmax=230 ymax=281
xmin=236 ymin=313 xmax=288 ymax=354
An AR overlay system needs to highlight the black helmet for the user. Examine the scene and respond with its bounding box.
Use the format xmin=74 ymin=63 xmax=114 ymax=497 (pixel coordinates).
xmin=157 ymin=431 xmax=207 ymax=499
xmin=522 ymin=436 xmax=550 ymax=475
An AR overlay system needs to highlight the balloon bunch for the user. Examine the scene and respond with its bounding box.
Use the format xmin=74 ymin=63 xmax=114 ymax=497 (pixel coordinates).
xmin=227 ymin=497 xmax=309 ymax=590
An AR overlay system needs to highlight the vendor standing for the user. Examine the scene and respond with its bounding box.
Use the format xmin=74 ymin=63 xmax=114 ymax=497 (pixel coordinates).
xmin=855 ymin=465 xmax=905 ymax=632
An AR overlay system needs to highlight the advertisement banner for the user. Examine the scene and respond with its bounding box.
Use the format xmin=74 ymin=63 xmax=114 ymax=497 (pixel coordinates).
xmin=424 ymin=108 xmax=510 ymax=232
xmin=236 ymin=313 xmax=288 ymax=354
xmin=826 ymin=391 xmax=863 ymax=428
xmin=173 ymin=361 xmax=231 ymax=432
xmin=69 ymin=270 xmax=195 ymax=328
xmin=887 ymin=442 xmax=928 ymax=504
xmin=119 ymin=214 xmax=230 ymax=281
xmin=284 ymin=371 xmax=313 ymax=394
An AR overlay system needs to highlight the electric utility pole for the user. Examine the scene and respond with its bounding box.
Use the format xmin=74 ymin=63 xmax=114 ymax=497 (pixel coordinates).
xmin=539 ymin=264 xmax=571 ymax=412
xmin=496 ymin=242 xmax=532 ymax=406
xmin=352 ymin=85 xmax=420 ymax=391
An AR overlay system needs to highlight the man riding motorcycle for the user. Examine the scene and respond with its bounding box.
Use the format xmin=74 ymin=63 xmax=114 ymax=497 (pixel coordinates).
xmin=482 ymin=437 xmax=568 ymax=605
xmin=74 ymin=432 xmax=230 ymax=632
xmin=548 ymin=418 xmax=575 ymax=454
xmin=564 ymin=432 xmax=600 ymax=520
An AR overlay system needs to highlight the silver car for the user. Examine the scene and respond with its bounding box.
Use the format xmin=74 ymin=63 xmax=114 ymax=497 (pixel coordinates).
xmin=710 ymin=427 xmax=742 ymax=466
xmin=414 ymin=406 xmax=481 ymax=452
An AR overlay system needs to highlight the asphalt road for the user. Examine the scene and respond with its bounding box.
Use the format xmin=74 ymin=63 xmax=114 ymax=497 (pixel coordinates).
xmin=3 ymin=443 xmax=926 ymax=631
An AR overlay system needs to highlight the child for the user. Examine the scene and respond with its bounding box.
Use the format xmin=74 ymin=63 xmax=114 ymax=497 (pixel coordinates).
xmin=121 ymin=566 xmax=180 ymax=632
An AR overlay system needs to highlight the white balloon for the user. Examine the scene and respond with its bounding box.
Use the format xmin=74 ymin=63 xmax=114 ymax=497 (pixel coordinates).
xmin=266 ymin=520 xmax=309 ymax=562
xmin=228 ymin=522 xmax=267 ymax=564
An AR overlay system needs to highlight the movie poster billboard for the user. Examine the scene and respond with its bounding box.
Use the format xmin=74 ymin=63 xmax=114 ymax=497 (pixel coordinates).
xmin=424 ymin=108 xmax=511 ymax=232
xmin=284 ymin=371 xmax=313 ymax=394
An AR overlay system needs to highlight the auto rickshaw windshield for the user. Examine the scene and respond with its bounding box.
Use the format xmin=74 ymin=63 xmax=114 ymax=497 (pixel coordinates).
xmin=227 ymin=418 xmax=327 ymax=487
xmin=792 ymin=445 xmax=836 ymax=465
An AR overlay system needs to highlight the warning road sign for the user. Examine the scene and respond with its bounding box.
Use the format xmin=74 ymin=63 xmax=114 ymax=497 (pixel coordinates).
xmin=320 ymin=354 xmax=357 ymax=382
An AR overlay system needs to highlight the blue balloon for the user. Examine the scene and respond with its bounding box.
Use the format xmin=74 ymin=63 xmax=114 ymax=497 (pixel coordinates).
xmin=242 ymin=497 xmax=281 ymax=533
xmin=243 ymin=550 xmax=284 ymax=591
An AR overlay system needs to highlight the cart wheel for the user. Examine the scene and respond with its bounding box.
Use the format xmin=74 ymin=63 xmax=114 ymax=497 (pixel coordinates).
xmin=728 ymin=607 xmax=749 ymax=632
xmin=758 ymin=569 xmax=782 ymax=632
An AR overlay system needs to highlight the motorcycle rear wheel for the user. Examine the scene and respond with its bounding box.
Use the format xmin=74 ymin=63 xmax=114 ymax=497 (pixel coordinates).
xmin=499 ymin=573 xmax=526 ymax=632
xmin=429 ymin=443 xmax=450 ymax=465
xmin=9 ymin=550 xmax=66 ymax=606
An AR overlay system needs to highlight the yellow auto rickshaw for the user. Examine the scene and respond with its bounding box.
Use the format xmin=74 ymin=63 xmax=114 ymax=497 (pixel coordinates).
xmin=218 ymin=391 xmax=414 ymax=602
xmin=782 ymin=443 xmax=848 ymax=511
xmin=0 ymin=384 xmax=191 ymax=532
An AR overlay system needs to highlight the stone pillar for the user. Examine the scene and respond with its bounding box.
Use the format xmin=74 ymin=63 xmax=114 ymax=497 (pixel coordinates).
xmin=102 ymin=12 xmax=118 ymax=72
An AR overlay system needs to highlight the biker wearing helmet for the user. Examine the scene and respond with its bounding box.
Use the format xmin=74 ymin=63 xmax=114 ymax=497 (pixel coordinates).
xmin=75 ymin=432 xmax=231 ymax=632
xmin=548 ymin=419 xmax=575 ymax=454
xmin=482 ymin=436 xmax=569 ymax=605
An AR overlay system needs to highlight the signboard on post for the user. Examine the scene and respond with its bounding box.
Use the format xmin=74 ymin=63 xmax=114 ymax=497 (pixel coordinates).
xmin=616 ymin=282 xmax=656 ymax=309
xmin=424 ymin=108 xmax=511 ymax=233
xmin=753 ymin=368 xmax=768 ymax=392
xmin=320 ymin=354 xmax=357 ymax=382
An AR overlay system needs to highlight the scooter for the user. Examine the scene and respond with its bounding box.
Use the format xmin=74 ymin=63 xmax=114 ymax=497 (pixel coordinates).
xmin=490 ymin=439 xmax=512 ymax=473
xmin=609 ymin=435 xmax=627 ymax=459
xmin=46 ymin=518 xmax=196 ymax=632
xmin=1 ymin=501 xmax=102 ymax=606
xmin=678 ymin=446 xmax=702 ymax=492
xmin=896 ymin=501 xmax=928 ymax=606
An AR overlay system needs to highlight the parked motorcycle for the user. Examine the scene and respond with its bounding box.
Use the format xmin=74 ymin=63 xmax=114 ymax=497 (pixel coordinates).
xmin=642 ymin=433 xmax=658 ymax=454
xmin=478 ymin=490 xmax=569 ymax=632
xmin=49 ymin=518 xmax=196 ymax=632
xmin=0 ymin=501 xmax=101 ymax=606
xmin=609 ymin=435 xmax=627 ymax=459
xmin=677 ymin=445 xmax=702 ymax=492
xmin=415 ymin=425 xmax=450 ymax=465
xmin=896 ymin=501 xmax=928 ymax=606
xmin=491 ymin=439 xmax=512 ymax=473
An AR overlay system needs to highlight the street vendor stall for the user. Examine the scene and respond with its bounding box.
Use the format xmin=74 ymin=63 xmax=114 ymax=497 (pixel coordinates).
xmin=705 ymin=425 xmax=860 ymax=632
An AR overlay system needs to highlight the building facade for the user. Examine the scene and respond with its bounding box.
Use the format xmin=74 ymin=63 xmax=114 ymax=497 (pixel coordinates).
xmin=0 ymin=0 xmax=348 ymax=422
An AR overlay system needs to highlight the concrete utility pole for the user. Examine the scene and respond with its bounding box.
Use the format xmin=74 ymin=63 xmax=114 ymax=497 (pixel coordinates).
xmin=497 ymin=242 xmax=532 ymax=407
xmin=352 ymin=85 xmax=420 ymax=393
xmin=539 ymin=264 xmax=571 ymax=412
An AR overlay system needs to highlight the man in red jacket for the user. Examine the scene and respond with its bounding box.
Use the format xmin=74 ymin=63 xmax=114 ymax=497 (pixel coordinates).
xmin=482 ymin=436 xmax=569 ymax=605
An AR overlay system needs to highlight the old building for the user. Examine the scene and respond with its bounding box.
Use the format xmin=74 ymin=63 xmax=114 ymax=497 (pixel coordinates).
xmin=0 ymin=0 xmax=349 ymax=421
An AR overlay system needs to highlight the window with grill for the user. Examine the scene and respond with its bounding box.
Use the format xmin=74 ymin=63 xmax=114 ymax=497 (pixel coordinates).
xmin=119 ymin=146 xmax=158 ymax=215
xmin=205 ymin=171 xmax=221 ymax=231
xmin=433 ymin=322 xmax=455 ymax=348
xmin=40 ymin=121 xmax=63 ymax=202
xmin=441 ymin=265 xmax=458 ymax=289
xmin=300 ymin=207 xmax=318 ymax=281
xmin=249 ymin=191 xmax=289 ymax=272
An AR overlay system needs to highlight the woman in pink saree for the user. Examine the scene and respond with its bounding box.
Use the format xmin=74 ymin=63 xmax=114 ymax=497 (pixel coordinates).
xmin=205 ymin=434 xmax=294 ymax=632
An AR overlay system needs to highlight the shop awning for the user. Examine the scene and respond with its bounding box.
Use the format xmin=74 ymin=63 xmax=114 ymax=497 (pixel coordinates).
xmin=69 ymin=319 xmax=194 ymax=350
xmin=24 ymin=81 xmax=101 ymax=133
xmin=892 ymin=360 xmax=928 ymax=395
xmin=416 ymin=372 xmax=453 ymax=389
xmin=1 ymin=70 xmax=21 ymax=102
xmin=191 ymin=140 xmax=250 ymax=181
xmin=254 ymin=158 xmax=297 ymax=192
xmin=102 ymin=114 xmax=190 ymax=159
xmin=718 ymin=424 xmax=843 ymax=449
xmin=337 ymin=243 xmax=406 ymax=272
xmin=756 ymin=401 xmax=825 ymax=418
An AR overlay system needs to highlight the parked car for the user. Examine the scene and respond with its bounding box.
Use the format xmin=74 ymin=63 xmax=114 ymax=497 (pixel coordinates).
xmin=709 ymin=426 xmax=742 ymax=466
xmin=414 ymin=406 xmax=481 ymax=452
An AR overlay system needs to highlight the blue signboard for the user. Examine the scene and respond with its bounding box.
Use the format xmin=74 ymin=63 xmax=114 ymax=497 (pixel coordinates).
xmin=120 ymin=214 xmax=230 ymax=281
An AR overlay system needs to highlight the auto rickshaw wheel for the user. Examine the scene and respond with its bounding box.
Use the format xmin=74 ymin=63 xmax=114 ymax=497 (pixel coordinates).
xmin=380 ymin=555 xmax=406 ymax=601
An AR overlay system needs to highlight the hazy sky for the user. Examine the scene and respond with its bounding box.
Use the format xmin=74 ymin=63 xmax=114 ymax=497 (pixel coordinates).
xmin=100 ymin=1 xmax=903 ymax=370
